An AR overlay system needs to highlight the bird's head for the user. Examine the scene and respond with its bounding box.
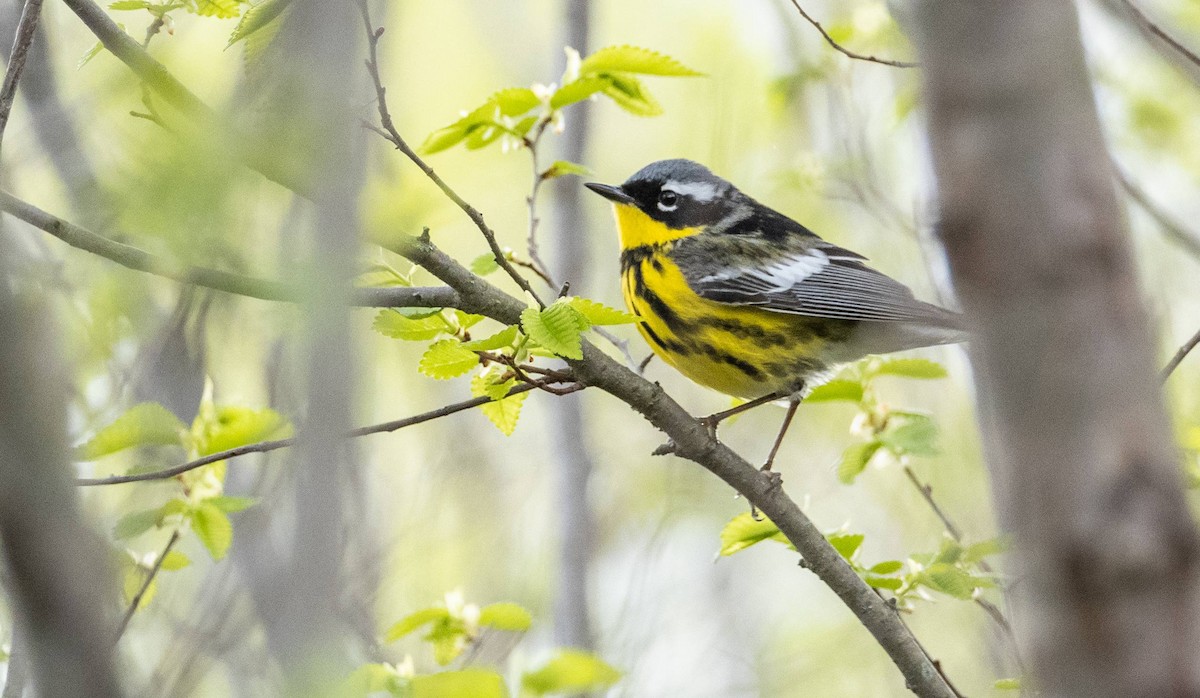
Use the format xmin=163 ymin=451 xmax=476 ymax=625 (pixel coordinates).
xmin=586 ymin=159 xmax=741 ymax=247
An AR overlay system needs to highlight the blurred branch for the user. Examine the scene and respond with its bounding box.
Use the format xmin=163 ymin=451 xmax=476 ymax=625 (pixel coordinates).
xmin=75 ymin=380 xmax=571 ymax=486
xmin=0 ymin=190 xmax=458 ymax=309
xmin=1094 ymin=0 xmax=1200 ymax=86
xmin=1115 ymin=166 xmax=1200 ymax=261
xmin=1115 ymin=0 xmax=1200 ymax=69
xmin=786 ymin=0 xmax=917 ymax=68
xmin=0 ymin=0 xmax=43 ymax=158
xmin=356 ymin=0 xmax=544 ymax=307
xmin=59 ymin=0 xmax=311 ymax=197
xmin=114 ymin=529 xmax=181 ymax=642
xmin=383 ymin=232 xmax=956 ymax=697
xmin=1162 ymin=325 xmax=1200 ymax=381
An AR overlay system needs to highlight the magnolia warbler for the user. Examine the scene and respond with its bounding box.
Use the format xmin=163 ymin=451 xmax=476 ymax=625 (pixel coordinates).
xmin=585 ymin=159 xmax=964 ymax=471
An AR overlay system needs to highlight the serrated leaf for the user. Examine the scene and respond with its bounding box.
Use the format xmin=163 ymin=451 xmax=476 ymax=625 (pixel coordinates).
xmin=198 ymin=406 xmax=291 ymax=456
xmin=837 ymin=441 xmax=882 ymax=484
xmin=419 ymin=340 xmax=479 ymax=380
xmin=471 ymin=374 xmax=529 ymax=436
xmin=543 ymin=160 xmax=592 ymax=179
xmin=600 ymin=74 xmax=662 ymax=117
xmin=718 ymin=512 xmax=788 ymax=556
xmin=919 ymin=562 xmax=976 ymax=600
xmin=827 ymin=533 xmax=864 ymax=561
xmin=566 ymin=297 xmax=636 ymax=325
xmin=114 ymin=508 xmax=164 ymax=540
xmin=490 ymin=87 xmax=541 ymax=116
xmin=159 ymin=550 xmax=191 ymax=571
xmin=873 ymin=358 xmax=948 ymax=380
xmin=521 ymin=301 xmax=590 ymax=359
xmin=454 ymin=311 xmax=485 ymax=329
xmin=384 ymin=607 xmax=450 ymax=643
xmin=78 ymin=402 xmax=186 ymax=460
xmin=866 ymin=576 xmax=903 ymax=591
xmin=869 ymin=560 xmax=904 ymax=574
xmin=411 ymin=669 xmax=506 ymax=698
xmin=483 ymin=377 xmax=517 ymax=401
xmin=203 ymin=495 xmax=258 ymax=514
xmin=373 ymin=309 xmax=447 ymax=341
xmin=580 ymin=45 xmax=703 ymax=77
xmin=462 ymin=326 xmax=519 ymax=351
xmin=193 ymin=0 xmax=239 ymax=18
xmin=228 ymin=0 xmax=291 ymax=45
xmin=805 ymin=379 xmax=864 ymax=403
xmin=880 ymin=415 xmax=938 ymax=457
xmin=478 ymin=602 xmax=532 ymax=631
xmin=191 ymin=502 xmax=233 ymax=560
xmin=522 ymin=650 xmax=621 ymax=696
xmin=470 ymin=253 xmax=501 ymax=276
xmin=550 ymin=76 xmax=609 ymax=109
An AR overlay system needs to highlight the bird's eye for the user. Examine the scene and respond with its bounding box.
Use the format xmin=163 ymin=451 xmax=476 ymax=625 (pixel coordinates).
xmin=657 ymin=190 xmax=679 ymax=210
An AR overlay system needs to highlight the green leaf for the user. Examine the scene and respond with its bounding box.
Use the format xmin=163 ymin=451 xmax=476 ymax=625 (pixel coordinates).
xmin=122 ymin=562 xmax=157 ymax=610
xmin=420 ymin=123 xmax=473 ymax=155
xmin=478 ymin=602 xmax=533 ymax=631
xmin=918 ymin=562 xmax=977 ymax=600
xmin=718 ymin=512 xmax=788 ymax=556
xmin=470 ymin=253 xmax=501 ymax=276
xmin=426 ymin=619 xmax=469 ymax=665
xmin=114 ymin=508 xmax=164 ymax=540
xmin=109 ymin=0 xmax=151 ymax=9
xmin=198 ymin=406 xmax=291 ymax=456
xmin=866 ymin=576 xmax=903 ymax=591
xmin=342 ymin=663 xmax=401 ymax=696
xmin=566 ymin=297 xmax=636 ymax=325
xmin=521 ymin=301 xmax=591 ymax=360
xmin=78 ymin=402 xmax=186 ymax=460
xmin=510 ymin=114 xmax=540 ymax=137
xmin=464 ymin=122 xmax=504 ymax=150
xmin=804 ymin=379 xmax=864 ymax=403
xmin=419 ymin=339 xmax=479 ymax=380
xmin=193 ymin=0 xmax=239 ymax=18
xmin=873 ymin=358 xmax=948 ymax=380
xmin=868 ymin=560 xmax=904 ymax=574
xmin=522 ymin=650 xmax=621 ymax=696
xmin=827 ymin=533 xmax=864 ymax=561
xmin=372 ymin=309 xmax=447 ymax=341
xmin=472 ymin=374 xmax=529 ymax=436
xmin=191 ymin=502 xmax=233 ymax=560
xmin=600 ymin=74 xmax=662 ymax=117
xmin=228 ymin=0 xmax=292 ymax=45
xmin=994 ymin=678 xmax=1022 ymax=690
xmin=880 ymin=415 xmax=938 ymax=457
xmin=159 ymin=550 xmax=191 ymax=571
xmin=411 ymin=669 xmax=506 ymax=698
xmin=542 ymin=160 xmax=592 ymax=179
xmin=490 ymin=87 xmax=541 ymax=116
xmin=203 ymin=495 xmax=259 ymax=514
xmin=837 ymin=441 xmax=882 ymax=484
xmin=462 ymin=326 xmax=519 ymax=351
xmin=580 ymin=45 xmax=703 ymax=77
xmin=962 ymin=536 xmax=1008 ymax=564
xmin=384 ymin=607 xmax=450 ymax=643
xmin=550 ymin=76 xmax=610 ymax=110
xmin=78 ymin=39 xmax=106 ymax=69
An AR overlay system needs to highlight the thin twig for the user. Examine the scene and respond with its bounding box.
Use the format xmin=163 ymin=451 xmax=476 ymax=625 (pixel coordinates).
xmin=0 ymin=0 xmax=45 ymax=159
xmin=1162 ymin=325 xmax=1200 ymax=382
xmin=142 ymin=15 xmax=164 ymax=48
xmin=1118 ymin=0 xmax=1200 ymax=69
xmin=0 ymin=190 xmax=458 ymax=309
xmin=523 ymin=117 xmax=556 ymax=286
xmin=355 ymin=0 xmax=544 ymax=307
xmin=903 ymin=465 xmax=964 ymax=542
xmin=1115 ymin=166 xmax=1200 ymax=261
xmin=787 ymin=0 xmax=917 ymax=69
xmin=114 ymin=529 xmax=181 ymax=641
xmin=76 ymin=381 xmax=571 ymax=486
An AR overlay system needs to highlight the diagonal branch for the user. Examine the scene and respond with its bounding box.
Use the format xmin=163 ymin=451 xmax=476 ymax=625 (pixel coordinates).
xmin=787 ymin=0 xmax=917 ymax=69
xmin=356 ymin=1 xmax=544 ymax=307
xmin=1116 ymin=0 xmax=1200 ymax=70
xmin=0 ymin=0 xmax=44 ymax=159
xmin=1162 ymin=325 xmax=1200 ymax=382
xmin=1115 ymin=166 xmax=1200 ymax=261
xmin=114 ymin=528 xmax=181 ymax=641
xmin=0 ymin=190 xmax=458 ymax=309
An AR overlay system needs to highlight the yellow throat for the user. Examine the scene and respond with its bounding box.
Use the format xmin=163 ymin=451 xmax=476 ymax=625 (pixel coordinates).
xmin=612 ymin=203 xmax=699 ymax=248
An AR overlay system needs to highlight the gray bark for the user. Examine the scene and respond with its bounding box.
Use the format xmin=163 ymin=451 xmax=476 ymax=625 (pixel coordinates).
xmin=914 ymin=1 xmax=1200 ymax=695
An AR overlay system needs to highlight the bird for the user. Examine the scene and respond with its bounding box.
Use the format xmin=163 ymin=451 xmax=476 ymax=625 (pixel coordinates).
xmin=585 ymin=159 xmax=965 ymax=473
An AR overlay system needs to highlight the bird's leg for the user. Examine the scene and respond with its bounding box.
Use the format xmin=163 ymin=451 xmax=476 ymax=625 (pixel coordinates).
xmin=762 ymin=396 xmax=801 ymax=474
xmin=697 ymin=391 xmax=785 ymax=438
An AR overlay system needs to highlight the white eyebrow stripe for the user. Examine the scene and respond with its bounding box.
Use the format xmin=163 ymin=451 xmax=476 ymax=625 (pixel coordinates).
xmin=662 ymin=180 xmax=721 ymax=202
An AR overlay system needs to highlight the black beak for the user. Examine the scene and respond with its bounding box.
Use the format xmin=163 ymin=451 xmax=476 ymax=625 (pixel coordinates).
xmin=585 ymin=182 xmax=636 ymax=205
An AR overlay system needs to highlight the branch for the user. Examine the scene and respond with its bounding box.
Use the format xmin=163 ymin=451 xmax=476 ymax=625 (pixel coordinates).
xmin=355 ymin=1 xmax=544 ymax=307
xmin=59 ymin=0 xmax=311 ymax=197
xmin=787 ymin=0 xmax=917 ymax=69
xmin=1116 ymin=0 xmax=1200 ymax=70
xmin=0 ymin=0 xmax=44 ymax=158
xmin=76 ymin=381 xmax=559 ymax=486
xmin=1115 ymin=166 xmax=1200 ymax=261
xmin=1162 ymin=325 xmax=1200 ymax=382
xmin=0 ymin=190 xmax=458 ymax=309
xmin=114 ymin=528 xmax=181 ymax=641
